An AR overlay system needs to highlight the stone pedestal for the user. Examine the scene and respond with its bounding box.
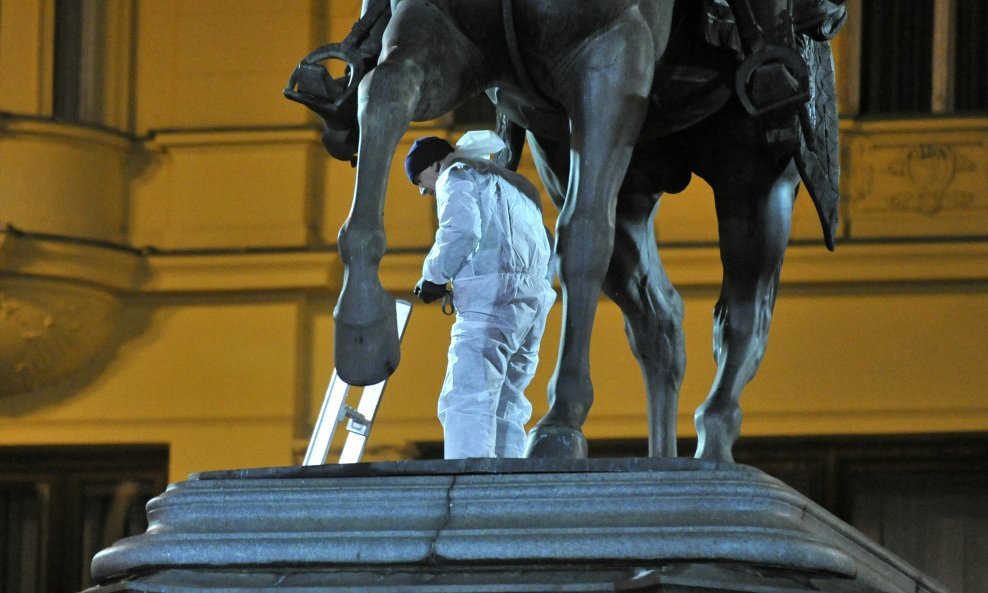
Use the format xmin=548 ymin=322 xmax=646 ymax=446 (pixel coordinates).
xmin=84 ymin=458 xmax=950 ymax=593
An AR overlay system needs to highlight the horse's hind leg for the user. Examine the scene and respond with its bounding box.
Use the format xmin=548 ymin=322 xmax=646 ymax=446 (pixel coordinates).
xmin=601 ymin=191 xmax=685 ymax=457
xmin=525 ymin=15 xmax=658 ymax=458
xmin=694 ymin=155 xmax=799 ymax=461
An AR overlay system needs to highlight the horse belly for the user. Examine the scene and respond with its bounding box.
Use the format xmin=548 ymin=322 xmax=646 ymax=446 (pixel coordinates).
xmin=511 ymin=0 xmax=670 ymax=79
xmin=490 ymin=87 xmax=569 ymax=140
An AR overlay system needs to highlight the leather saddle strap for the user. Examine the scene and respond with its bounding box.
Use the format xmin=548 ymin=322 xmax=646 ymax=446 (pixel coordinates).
xmin=724 ymin=0 xmax=769 ymax=56
xmin=341 ymin=0 xmax=389 ymax=51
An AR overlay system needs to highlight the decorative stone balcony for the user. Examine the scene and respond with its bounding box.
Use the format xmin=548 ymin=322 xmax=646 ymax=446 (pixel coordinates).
xmin=0 ymin=230 xmax=144 ymax=397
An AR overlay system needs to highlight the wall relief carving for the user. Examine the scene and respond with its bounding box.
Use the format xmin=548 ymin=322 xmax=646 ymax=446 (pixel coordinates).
xmin=0 ymin=230 xmax=148 ymax=402
xmin=852 ymin=140 xmax=984 ymax=217
xmin=0 ymin=277 xmax=121 ymax=397
xmin=845 ymin=129 xmax=988 ymax=238
xmin=886 ymin=143 xmax=979 ymax=216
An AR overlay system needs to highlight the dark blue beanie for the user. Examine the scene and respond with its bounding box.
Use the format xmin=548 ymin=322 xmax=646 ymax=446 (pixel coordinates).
xmin=404 ymin=136 xmax=454 ymax=184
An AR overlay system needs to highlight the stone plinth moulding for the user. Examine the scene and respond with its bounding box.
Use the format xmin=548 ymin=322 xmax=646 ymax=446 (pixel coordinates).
xmin=85 ymin=458 xmax=952 ymax=593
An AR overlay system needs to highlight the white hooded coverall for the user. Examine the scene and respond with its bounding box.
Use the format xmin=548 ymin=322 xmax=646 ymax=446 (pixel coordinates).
xmin=422 ymin=161 xmax=556 ymax=459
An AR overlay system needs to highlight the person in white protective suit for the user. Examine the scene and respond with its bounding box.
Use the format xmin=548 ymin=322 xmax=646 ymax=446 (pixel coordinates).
xmin=404 ymin=131 xmax=556 ymax=459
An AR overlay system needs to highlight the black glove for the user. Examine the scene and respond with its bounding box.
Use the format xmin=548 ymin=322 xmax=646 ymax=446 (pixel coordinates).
xmin=414 ymin=278 xmax=447 ymax=304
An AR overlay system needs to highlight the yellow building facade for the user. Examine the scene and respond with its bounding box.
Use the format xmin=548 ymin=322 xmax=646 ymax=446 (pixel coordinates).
xmin=1 ymin=0 xmax=986 ymax=488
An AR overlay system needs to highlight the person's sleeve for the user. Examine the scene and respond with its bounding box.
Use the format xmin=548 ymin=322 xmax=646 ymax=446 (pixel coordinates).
xmin=422 ymin=167 xmax=482 ymax=283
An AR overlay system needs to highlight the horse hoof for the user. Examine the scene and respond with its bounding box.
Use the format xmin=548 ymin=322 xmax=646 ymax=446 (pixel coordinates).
xmin=334 ymin=306 xmax=400 ymax=386
xmin=694 ymin=401 xmax=741 ymax=462
xmin=694 ymin=437 xmax=734 ymax=463
xmin=524 ymin=425 xmax=588 ymax=458
xmin=694 ymin=419 xmax=737 ymax=462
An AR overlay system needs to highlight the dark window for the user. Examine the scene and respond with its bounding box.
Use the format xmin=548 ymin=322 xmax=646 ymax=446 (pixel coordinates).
xmin=860 ymin=0 xmax=934 ymax=115
xmin=53 ymin=0 xmax=107 ymax=124
xmin=954 ymin=0 xmax=988 ymax=112
xmin=0 ymin=445 xmax=168 ymax=593
xmin=848 ymin=472 xmax=988 ymax=593
xmin=53 ymin=0 xmax=86 ymax=121
xmin=0 ymin=482 xmax=48 ymax=593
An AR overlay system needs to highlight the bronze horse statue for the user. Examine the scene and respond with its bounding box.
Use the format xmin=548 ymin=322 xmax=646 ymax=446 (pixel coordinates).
xmin=286 ymin=0 xmax=846 ymax=461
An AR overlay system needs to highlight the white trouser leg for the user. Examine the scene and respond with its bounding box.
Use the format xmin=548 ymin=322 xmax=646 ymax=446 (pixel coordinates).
xmin=437 ymin=314 xmax=508 ymax=459
xmin=493 ymin=327 xmax=540 ymax=457
xmin=494 ymin=287 xmax=553 ymax=458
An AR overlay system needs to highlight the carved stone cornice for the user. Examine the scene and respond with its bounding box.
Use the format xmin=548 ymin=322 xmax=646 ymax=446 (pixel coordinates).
xmin=658 ymin=240 xmax=988 ymax=287
xmin=0 ymin=231 xmax=146 ymax=291
xmin=142 ymin=250 xmax=341 ymax=293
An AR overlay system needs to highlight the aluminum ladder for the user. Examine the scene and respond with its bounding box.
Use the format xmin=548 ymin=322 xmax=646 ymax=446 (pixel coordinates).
xmin=303 ymin=299 xmax=413 ymax=465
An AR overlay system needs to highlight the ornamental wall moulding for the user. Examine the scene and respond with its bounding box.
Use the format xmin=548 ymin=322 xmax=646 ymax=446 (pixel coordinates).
xmin=843 ymin=128 xmax=988 ymax=239
xmin=883 ymin=143 xmax=978 ymax=216
xmin=0 ymin=231 xmax=146 ymax=399
xmin=0 ymin=276 xmax=120 ymax=397
xmin=0 ymin=117 xmax=134 ymax=245
xmin=850 ymin=140 xmax=985 ymax=214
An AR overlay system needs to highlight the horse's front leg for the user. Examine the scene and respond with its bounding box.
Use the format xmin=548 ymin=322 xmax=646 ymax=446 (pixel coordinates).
xmin=525 ymin=17 xmax=658 ymax=458
xmin=694 ymin=157 xmax=799 ymax=461
xmin=333 ymin=53 xmax=425 ymax=385
xmin=335 ymin=0 xmax=485 ymax=385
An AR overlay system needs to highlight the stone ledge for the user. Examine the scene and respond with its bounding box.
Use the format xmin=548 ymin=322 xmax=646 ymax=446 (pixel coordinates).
xmin=88 ymin=458 xmax=950 ymax=593
xmin=144 ymin=127 xmax=321 ymax=150
xmin=3 ymin=232 xmax=985 ymax=295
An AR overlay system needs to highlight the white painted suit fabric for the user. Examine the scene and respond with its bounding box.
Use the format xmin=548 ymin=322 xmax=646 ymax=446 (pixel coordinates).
xmin=423 ymin=162 xmax=555 ymax=459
